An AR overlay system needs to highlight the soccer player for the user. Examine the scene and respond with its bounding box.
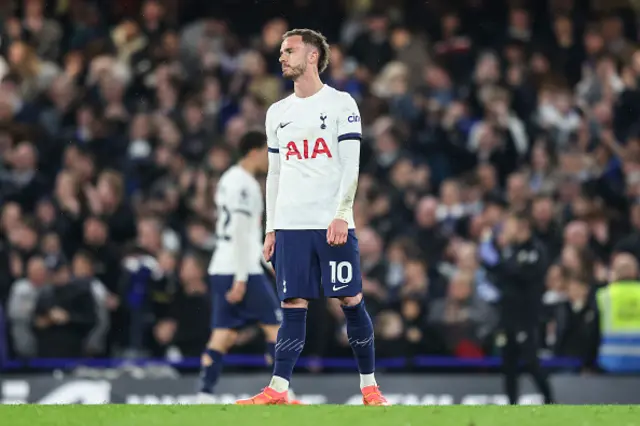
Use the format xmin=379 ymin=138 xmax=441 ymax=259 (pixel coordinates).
xmin=198 ymin=131 xmax=284 ymax=403
xmin=237 ymin=29 xmax=389 ymax=406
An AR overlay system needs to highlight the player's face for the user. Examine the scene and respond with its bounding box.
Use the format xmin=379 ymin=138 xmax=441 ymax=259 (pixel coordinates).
xmin=279 ymin=36 xmax=308 ymax=80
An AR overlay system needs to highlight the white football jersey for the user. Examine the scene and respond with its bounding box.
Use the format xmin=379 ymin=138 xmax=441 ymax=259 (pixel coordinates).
xmin=265 ymin=85 xmax=362 ymax=230
xmin=208 ymin=165 xmax=264 ymax=275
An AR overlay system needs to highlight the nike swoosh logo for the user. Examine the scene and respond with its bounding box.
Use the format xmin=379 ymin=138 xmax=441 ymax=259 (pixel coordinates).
xmin=332 ymin=285 xmax=348 ymax=291
xmin=279 ymin=122 xmax=293 ymax=128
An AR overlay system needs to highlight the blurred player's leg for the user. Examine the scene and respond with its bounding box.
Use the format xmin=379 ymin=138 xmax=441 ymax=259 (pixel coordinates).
xmin=197 ymin=328 xmax=237 ymax=402
xmin=319 ymin=230 xmax=389 ymax=406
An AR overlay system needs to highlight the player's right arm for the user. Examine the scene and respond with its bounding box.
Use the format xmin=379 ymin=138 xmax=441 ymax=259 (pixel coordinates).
xmin=224 ymin=183 xmax=253 ymax=304
xmin=264 ymin=105 xmax=280 ymax=261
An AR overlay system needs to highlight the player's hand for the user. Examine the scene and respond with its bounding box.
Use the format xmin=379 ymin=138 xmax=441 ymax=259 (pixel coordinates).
xmin=226 ymin=280 xmax=247 ymax=304
xmin=327 ymin=219 xmax=348 ymax=246
xmin=263 ymin=232 xmax=276 ymax=261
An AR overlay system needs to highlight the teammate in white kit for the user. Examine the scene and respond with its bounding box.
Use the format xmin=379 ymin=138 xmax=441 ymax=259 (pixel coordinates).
xmin=237 ymin=29 xmax=389 ymax=406
xmin=198 ymin=131 xmax=284 ymax=402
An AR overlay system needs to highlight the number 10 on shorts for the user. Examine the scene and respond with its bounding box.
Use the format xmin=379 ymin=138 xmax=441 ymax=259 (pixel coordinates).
xmin=329 ymin=261 xmax=352 ymax=284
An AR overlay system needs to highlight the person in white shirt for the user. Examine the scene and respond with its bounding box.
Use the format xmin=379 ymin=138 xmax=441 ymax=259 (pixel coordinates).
xmin=197 ymin=131 xmax=283 ymax=402
xmin=237 ymin=28 xmax=389 ymax=406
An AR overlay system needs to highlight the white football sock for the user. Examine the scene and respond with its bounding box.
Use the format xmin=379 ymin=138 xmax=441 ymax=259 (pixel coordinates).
xmin=360 ymin=373 xmax=377 ymax=389
xmin=269 ymin=376 xmax=290 ymax=392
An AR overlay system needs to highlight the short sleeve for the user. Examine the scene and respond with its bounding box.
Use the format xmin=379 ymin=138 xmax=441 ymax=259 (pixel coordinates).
xmin=336 ymin=94 xmax=362 ymax=143
xmin=265 ymin=104 xmax=279 ymax=153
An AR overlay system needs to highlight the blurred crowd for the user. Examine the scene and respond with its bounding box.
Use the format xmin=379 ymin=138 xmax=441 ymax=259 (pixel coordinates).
xmin=2 ymin=0 xmax=640 ymax=371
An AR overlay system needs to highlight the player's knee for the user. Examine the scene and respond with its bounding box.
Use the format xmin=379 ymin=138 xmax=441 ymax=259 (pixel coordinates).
xmin=260 ymin=324 xmax=280 ymax=341
xmin=281 ymin=298 xmax=308 ymax=309
xmin=208 ymin=328 xmax=238 ymax=352
xmin=338 ymin=293 xmax=363 ymax=306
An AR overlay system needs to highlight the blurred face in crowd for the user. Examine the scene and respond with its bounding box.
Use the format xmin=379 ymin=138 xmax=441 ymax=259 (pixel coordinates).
xmin=358 ymin=227 xmax=383 ymax=261
xmin=553 ymin=16 xmax=573 ymax=40
xmin=137 ymin=219 xmax=162 ymax=254
xmin=184 ymin=102 xmax=204 ymax=131
xmin=27 ymin=257 xmax=48 ymax=286
xmin=456 ymin=243 xmax=478 ymax=271
xmin=611 ymin=253 xmax=639 ymax=281
xmin=564 ymin=221 xmax=589 ymax=249
xmin=225 ymin=116 xmax=248 ymax=147
xmin=12 ymin=223 xmax=38 ymax=251
xmin=403 ymin=260 xmax=427 ymax=290
xmin=142 ymin=0 xmax=164 ymax=24
xmin=531 ymin=144 xmax=551 ymax=171
xmin=36 ymin=200 xmax=56 ymax=228
xmin=1 ymin=202 xmax=22 ymax=234
xmin=509 ymin=8 xmax=529 ymax=31
xmin=158 ymin=251 xmax=177 ymax=274
xmin=84 ymin=217 xmax=108 ymax=246
xmin=530 ymin=52 xmax=550 ymax=75
xmin=507 ymin=174 xmax=528 ymax=206
xmin=368 ymin=15 xmax=388 ymax=34
xmin=208 ymin=146 xmax=232 ymax=172
xmin=97 ymin=173 xmax=122 ymax=207
xmin=12 ymin=142 xmax=37 ymax=172
xmin=390 ymin=159 xmax=413 ymax=189
xmin=476 ymin=164 xmax=497 ymax=192
xmin=72 ymin=254 xmax=94 ymax=278
xmin=532 ymin=197 xmax=554 ymax=225
xmin=130 ymin=114 xmax=151 ymax=140
xmin=441 ymin=14 xmax=460 ymax=36
xmin=601 ymin=16 xmax=623 ymax=42
xmin=415 ymin=196 xmax=438 ymax=228
xmin=567 ymin=278 xmax=589 ymax=304
xmin=440 ymin=180 xmax=461 ymax=206
xmin=242 ymin=51 xmax=267 ymax=77
xmin=263 ymin=18 xmax=288 ymax=49
xmin=386 ymin=239 xmax=408 ymax=264
xmin=41 ymin=232 xmax=61 ymax=255
xmin=162 ymin=32 xmax=179 ymax=59
xmin=584 ymin=30 xmax=604 ymax=56
xmin=449 ymin=272 xmax=473 ymax=302
xmin=390 ymin=27 xmax=411 ymax=50
xmin=545 ymin=264 xmax=564 ymax=292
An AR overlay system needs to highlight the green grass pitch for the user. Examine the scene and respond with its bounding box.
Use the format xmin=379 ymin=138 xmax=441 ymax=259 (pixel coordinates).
xmin=1 ymin=405 xmax=639 ymax=426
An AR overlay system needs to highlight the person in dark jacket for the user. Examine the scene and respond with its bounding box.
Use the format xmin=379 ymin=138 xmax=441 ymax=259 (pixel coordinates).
xmin=479 ymin=210 xmax=554 ymax=404
xmin=33 ymin=259 xmax=97 ymax=358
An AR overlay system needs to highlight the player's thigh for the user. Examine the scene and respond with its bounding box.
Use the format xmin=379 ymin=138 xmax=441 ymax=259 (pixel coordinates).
xmin=315 ymin=229 xmax=362 ymax=298
xmin=242 ymin=274 xmax=282 ymax=325
xmin=274 ymin=230 xmax=321 ymax=300
xmin=209 ymin=275 xmax=245 ymax=330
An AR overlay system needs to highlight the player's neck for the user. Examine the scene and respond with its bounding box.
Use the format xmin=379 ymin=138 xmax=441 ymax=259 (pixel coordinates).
xmin=293 ymin=72 xmax=324 ymax=98
xmin=238 ymin=159 xmax=257 ymax=176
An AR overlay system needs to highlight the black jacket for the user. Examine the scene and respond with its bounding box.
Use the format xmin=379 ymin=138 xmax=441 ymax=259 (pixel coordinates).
xmin=483 ymin=236 xmax=549 ymax=328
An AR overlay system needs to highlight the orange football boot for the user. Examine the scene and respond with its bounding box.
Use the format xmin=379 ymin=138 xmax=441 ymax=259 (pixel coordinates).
xmin=236 ymin=387 xmax=289 ymax=405
xmin=361 ymin=385 xmax=391 ymax=406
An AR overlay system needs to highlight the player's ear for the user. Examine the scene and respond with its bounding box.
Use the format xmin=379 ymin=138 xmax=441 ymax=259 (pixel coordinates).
xmin=308 ymin=47 xmax=318 ymax=64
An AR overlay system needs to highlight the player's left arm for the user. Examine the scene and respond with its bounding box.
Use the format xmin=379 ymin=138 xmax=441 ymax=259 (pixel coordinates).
xmin=328 ymin=94 xmax=362 ymax=246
